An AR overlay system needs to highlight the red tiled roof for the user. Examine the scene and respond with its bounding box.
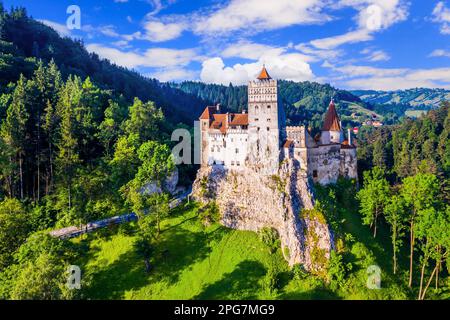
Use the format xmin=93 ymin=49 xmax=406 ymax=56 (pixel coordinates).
xmin=322 ymin=100 xmax=341 ymax=131
xmin=200 ymin=106 xmax=216 ymax=120
xmin=202 ymin=110 xmax=249 ymax=134
xmin=211 ymin=114 xmax=227 ymax=133
xmin=229 ymin=113 xmax=248 ymax=126
xmin=257 ymin=65 xmax=272 ymax=80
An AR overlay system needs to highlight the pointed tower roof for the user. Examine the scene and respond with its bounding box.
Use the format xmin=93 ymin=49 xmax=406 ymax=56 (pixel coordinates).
xmin=257 ymin=65 xmax=272 ymax=80
xmin=322 ymin=99 xmax=341 ymax=131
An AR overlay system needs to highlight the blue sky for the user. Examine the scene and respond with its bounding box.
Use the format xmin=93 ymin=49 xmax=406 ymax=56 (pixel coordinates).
xmin=4 ymin=0 xmax=450 ymax=90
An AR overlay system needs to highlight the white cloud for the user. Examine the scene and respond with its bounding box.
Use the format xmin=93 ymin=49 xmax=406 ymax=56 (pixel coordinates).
xmin=297 ymin=1 xmax=408 ymax=54
xmin=432 ymin=1 xmax=450 ymax=35
xmin=323 ymin=62 xmax=450 ymax=90
xmin=140 ymin=20 xmax=185 ymax=42
xmin=86 ymin=44 xmax=201 ymax=69
xmin=365 ymin=49 xmax=390 ymax=61
xmin=200 ymin=55 xmax=314 ymax=85
xmin=295 ymin=43 xmax=344 ymax=61
xmin=193 ymin=0 xmax=332 ymax=36
xmin=310 ymin=29 xmax=373 ymax=50
xmin=38 ymin=19 xmax=71 ymax=37
xmin=429 ymin=49 xmax=450 ymax=58
xmin=147 ymin=0 xmax=177 ymax=16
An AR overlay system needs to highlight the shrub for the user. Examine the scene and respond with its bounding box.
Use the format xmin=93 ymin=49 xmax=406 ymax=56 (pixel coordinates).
xmin=292 ymin=264 xmax=308 ymax=281
xmin=258 ymin=227 xmax=280 ymax=253
xmin=262 ymin=263 xmax=279 ymax=296
xmin=327 ymin=250 xmax=347 ymax=290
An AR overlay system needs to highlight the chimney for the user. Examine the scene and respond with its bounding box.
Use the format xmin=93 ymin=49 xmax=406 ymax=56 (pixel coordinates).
xmin=348 ymin=128 xmax=352 ymax=146
xmin=216 ymin=103 xmax=221 ymax=112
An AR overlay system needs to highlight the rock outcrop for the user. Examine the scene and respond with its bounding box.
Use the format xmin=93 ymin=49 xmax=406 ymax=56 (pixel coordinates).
xmin=191 ymin=160 xmax=333 ymax=272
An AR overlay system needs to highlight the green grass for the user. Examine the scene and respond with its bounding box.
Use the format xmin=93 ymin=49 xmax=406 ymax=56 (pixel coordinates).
xmin=73 ymin=201 xmax=444 ymax=300
xmin=346 ymin=101 xmax=384 ymax=121
xmin=76 ymin=204 xmax=291 ymax=300
xmin=405 ymin=110 xmax=427 ymax=118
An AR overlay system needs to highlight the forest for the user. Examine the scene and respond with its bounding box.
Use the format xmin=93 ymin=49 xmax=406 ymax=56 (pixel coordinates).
xmin=0 ymin=4 xmax=448 ymax=300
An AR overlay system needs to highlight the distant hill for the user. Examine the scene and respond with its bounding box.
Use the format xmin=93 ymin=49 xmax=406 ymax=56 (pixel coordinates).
xmin=351 ymin=88 xmax=450 ymax=109
xmin=172 ymin=81 xmax=385 ymax=128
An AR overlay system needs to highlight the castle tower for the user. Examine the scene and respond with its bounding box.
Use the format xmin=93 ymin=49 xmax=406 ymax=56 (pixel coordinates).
xmin=321 ymin=99 xmax=343 ymax=144
xmin=247 ymin=66 xmax=285 ymax=174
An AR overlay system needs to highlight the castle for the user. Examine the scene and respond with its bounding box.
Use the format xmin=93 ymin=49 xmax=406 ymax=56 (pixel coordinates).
xmin=199 ymin=66 xmax=357 ymax=185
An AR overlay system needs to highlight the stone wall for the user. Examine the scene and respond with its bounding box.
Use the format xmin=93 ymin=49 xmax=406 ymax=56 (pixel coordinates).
xmin=191 ymin=160 xmax=333 ymax=272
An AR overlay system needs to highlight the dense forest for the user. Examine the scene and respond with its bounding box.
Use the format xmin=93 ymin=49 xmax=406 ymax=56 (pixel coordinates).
xmin=0 ymin=4 xmax=448 ymax=300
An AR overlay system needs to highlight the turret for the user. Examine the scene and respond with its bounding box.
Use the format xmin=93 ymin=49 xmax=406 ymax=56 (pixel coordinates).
xmin=321 ymin=99 xmax=343 ymax=144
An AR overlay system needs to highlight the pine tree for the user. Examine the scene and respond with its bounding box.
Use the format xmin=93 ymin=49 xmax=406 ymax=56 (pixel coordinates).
xmin=1 ymin=74 xmax=29 ymax=199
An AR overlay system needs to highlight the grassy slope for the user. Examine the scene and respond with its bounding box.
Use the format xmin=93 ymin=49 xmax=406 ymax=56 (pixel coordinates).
xmin=77 ymin=204 xmax=289 ymax=300
xmin=75 ymin=201 xmax=440 ymax=300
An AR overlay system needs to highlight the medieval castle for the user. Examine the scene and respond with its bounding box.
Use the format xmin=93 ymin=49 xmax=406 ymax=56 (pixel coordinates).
xmin=199 ymin=66 xmax=357 ymax=185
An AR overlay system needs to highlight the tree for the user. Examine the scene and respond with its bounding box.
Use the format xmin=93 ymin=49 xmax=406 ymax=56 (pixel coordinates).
xmin=1 ymin=74 xmax=29 ymax=199
xmin=9 ymin=253 xmax=73 ymax=300
xmin=356 ymin=167 xmax=390 ymax=238
xmin=6 ymin=232 xmax=78 ymax=300
xmin=135 ymin=141 xmax=174 ymax=188
xmin=0 ymin=198 xmax=29 ymax=269
xmin=123 ymin=98 xmax=163 ymax=143
xmin=400 ymin=173 xmax=440 ymax=288
xmin=384 ymin=195 xmax=407 ymax=274
xmin=55 ymin=76 xmax=81 ymax=216
xmin=415 ymin=206 xmax=450 ymax=300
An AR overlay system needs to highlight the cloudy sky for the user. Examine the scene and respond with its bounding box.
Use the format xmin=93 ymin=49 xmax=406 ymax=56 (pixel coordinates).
xmin=5 ymin=0 xmax=450 ymax=90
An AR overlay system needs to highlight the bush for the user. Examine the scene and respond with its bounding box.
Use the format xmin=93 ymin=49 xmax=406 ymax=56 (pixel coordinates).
xmin=262 ymin=263 xmax=279 ymax=296
xmin=327 ymin=250 xmax=347 ymax=290
xmin=258 ymin=227 xmax=280 ymax=253
xmin=292 ymin=264 xmax=308 ymax=281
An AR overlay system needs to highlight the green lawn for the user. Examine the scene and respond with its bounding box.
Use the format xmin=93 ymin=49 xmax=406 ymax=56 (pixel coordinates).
xmin=74 ymin=202 xmax=430 ymax=300
xmin=77 ymin=204 xmax=291 ymax=300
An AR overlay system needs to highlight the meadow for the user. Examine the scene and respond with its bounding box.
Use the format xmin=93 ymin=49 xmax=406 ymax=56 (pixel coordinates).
xmin=73 ymin=202 xmax=428 ymax=300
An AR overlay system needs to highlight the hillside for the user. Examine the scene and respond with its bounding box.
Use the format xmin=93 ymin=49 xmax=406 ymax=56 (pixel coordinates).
xmin=352 ymin=88 xmax=450 ymax=113
xmin=0 ymin=7 xmax=207 ymax=126
xmin=172 ymin=81 xmax=386 ymax=128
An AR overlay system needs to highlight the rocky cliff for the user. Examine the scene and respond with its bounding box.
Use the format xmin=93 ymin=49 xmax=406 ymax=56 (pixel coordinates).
xmin=191 ymin=160 xmax=333 ymax=272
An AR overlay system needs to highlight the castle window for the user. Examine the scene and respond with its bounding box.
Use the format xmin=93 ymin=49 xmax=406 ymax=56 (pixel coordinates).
xmin=255 ymin=106 xmax=259 ymax=111
xmin=257 ymin=127 xmax=260 ymax=131
xmin=313 ymin=170 xmax=318 ymax=178
xmin=267 ymin=118 xmax=271 ymax=122
xmin=267 ymin=127 xmax=270 ymax=131
xmin=231 ymin=161 xmax=235 ymax=166
xmin=235 ymin=148 xmax=239 ymax=154
xmin=267 ymin=105 xmax=271 ymax=109
xmin=255 ymin=118 xmax=259 ymax=121
xmin=237 ymin=161 xmax=240 ymax=166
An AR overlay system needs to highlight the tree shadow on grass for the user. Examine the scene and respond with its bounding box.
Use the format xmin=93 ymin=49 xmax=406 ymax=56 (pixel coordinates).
xmin=151 ymin=226 xmax=213 ymax=286
xmin=194 ymin=260 xmax=267 ymax=300
xmin=83 ymin=249 xmax=150 ymax=300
